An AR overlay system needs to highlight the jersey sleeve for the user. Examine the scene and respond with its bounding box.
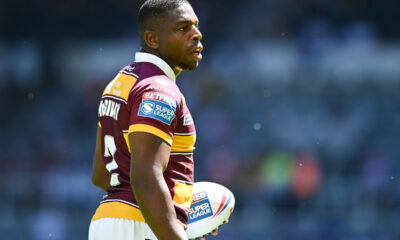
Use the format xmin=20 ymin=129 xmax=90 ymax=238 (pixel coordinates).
xmin=128 ymin=76 xmax=180 ymax=145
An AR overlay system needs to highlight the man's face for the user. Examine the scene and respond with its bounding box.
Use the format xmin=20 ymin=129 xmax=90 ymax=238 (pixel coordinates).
xmin=156 ymin=3 xmax=203 ymax=72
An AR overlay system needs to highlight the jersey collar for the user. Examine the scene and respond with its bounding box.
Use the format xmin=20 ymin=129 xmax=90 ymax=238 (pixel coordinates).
xmin=134 ymin=52 xmax=176 ymax=82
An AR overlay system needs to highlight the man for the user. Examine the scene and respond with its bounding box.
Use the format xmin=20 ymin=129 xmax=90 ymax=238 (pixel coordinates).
xmin=89 ymin=0 xmax=207 ymax=239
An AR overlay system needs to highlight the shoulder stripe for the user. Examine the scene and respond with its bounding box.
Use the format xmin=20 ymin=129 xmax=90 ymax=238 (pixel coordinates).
xmin=121 ymin=71 xmax=139 ymax=78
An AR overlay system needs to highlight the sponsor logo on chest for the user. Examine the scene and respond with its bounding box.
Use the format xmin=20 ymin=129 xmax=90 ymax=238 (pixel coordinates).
xmin=143 ymin=91 xmax=177 ymax=108
xmin=138 ymin=99 xmax=176 ymax=125
xmin=145 ymin=85 xmax=176 ymax=97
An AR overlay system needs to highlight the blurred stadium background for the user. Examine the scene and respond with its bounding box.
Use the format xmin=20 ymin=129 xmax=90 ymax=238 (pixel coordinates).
xmin=1 ymin=0 xmax=400 ymax=239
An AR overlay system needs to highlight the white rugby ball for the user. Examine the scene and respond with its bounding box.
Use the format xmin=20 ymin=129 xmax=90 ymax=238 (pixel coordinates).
xmin=186 ymin=182 xmax=235 ymax=239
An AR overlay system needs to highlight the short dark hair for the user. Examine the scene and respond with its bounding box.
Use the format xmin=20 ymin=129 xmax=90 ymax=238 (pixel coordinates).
xmin=138 ymin=0 xmax=190 ymax=37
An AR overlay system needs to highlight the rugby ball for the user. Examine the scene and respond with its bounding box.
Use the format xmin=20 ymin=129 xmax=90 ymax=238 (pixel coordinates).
xmin=186 ymin=182 xmax=235 ymax=239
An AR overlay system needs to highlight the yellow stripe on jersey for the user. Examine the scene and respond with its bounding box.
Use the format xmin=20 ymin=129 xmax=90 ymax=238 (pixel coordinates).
xmin=173 ymin=182 xmax=193 ymax=209
xmin=171 ymin=135 xmax=196 ymax=153
xmin=91 ymin=201 xmax=145 ymax=222
xmin=128 ymin=124 xmax=173 ymax=145
xmin=102 ymin=73 xmax=137 ymax=101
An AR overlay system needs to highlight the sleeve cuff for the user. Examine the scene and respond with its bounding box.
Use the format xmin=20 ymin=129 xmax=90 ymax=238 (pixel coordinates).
xmin=128 ymin=124 xmax=173 ymax=145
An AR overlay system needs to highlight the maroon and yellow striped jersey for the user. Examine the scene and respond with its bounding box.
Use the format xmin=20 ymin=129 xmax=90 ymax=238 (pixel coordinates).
xmin=92 ymin=52 xmax=196 ymax=226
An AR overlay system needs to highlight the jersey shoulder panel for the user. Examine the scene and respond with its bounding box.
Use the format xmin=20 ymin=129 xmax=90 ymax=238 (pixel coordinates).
xmin=127 ymin=67 xmax=182 ymax=145
xmin=102 ymin=73 xmax=137 ymax=102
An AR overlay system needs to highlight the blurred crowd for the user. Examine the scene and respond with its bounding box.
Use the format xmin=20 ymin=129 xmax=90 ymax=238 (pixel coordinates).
xmin=1 ymin=0 xmax=400 ymax=239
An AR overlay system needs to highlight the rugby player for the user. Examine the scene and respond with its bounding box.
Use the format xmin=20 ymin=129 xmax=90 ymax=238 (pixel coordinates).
xmin=89 ymin=0 xmax=211 ymax=239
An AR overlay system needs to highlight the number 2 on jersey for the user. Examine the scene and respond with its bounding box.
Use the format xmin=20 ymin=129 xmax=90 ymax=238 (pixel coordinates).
xmin=104 ymin=135 xmax=121 ymax=186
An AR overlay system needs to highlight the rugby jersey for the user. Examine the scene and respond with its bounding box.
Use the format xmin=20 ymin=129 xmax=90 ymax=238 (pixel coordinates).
xmin=92 ymin=52 xmax=196 ymax=226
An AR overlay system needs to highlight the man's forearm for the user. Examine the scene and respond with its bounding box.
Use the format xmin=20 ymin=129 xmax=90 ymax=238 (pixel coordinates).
xmin=131 ymin=171 xmax=187 ymax=240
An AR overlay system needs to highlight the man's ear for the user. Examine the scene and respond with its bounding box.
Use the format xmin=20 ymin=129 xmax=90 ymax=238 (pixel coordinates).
xmin=143 ymin=30 xmax=159 ymax=49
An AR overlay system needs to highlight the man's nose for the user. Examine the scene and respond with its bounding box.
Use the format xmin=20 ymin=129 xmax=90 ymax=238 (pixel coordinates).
xmin=192 ymin=26 xmax=202 ymax=41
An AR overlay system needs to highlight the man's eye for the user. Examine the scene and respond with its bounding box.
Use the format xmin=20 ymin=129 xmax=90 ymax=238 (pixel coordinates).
xmin=179 ymin=25 xmax=189 ymax=31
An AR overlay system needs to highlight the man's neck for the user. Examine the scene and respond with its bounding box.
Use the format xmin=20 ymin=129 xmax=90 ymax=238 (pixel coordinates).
xmin=140 ymin=48 xmax=181 ymax=77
